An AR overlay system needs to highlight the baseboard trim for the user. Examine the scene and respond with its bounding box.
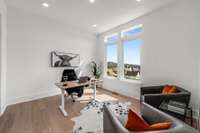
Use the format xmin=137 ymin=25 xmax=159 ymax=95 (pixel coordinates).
xmin=7 ymin=89 xmax=60 ymax=106
xmin=0 ymin=104 xmax=7 ymax=117
xmin=100 ymin=87 xmax=140 ymax=101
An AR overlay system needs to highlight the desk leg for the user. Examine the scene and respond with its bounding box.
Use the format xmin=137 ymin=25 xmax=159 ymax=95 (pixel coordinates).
xmin=59 ymin=89 xmax=68 ymax=117
xmin=93 ymin=82 xmax=97 ymax=101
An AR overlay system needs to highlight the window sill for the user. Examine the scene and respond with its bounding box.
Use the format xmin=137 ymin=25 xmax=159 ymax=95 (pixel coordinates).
xmin=103 ymin=76 xmax=142 ymax=85
xmin=104 ymin=76 xmax=118 ymax=80
xmin=120 ymin=78 xmax=142 ymax=84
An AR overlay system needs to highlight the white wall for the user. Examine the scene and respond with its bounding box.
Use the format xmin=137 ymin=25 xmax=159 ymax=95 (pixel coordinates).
xmin=198 ymin=44 xmax=200 ymax=114
xmin=97 ymin=0 xmax=200 ymax=112
xmin=0 ymin=0 xmax=7 ymax=115
xmin=7 ymin=6 xmax=97 ymax=105
xmin=141 ymin=0 xmax=200 ymax=112
xmin=198 ymin=60 xmax=200 ymax=115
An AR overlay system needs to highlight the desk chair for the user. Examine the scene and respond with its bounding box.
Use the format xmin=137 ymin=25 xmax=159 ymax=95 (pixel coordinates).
xmin=61 ymin=69 xmax=89 ymax=102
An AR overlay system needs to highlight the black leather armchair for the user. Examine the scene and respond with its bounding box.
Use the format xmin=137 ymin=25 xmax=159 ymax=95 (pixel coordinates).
xmin=140 ymin=85 xmax=191 ymax=109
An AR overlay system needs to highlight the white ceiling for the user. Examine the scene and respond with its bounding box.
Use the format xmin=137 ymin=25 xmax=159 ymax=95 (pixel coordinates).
xmin=6 ymin=0 xmax=178 ymax=34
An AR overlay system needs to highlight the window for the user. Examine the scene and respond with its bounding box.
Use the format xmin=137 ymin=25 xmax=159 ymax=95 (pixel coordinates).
xmin=104 ymin=33 xmax=118 ymax=43
xmin=106 ymin=44 xmax=118 ymax=77
xmin=123 ymin=39 xmax=141 ymax=80
xmin=121 ymin=24 xmax=143 ymax=37
xmin=105 ymin=34 xmax=118 ymax=78
xmin=105 ymin=24 xmax=143 ymax=80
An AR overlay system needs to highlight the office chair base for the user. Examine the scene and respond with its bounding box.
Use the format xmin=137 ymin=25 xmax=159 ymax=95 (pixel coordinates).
xmin=71 ymin=93 xmax=78 ymax=102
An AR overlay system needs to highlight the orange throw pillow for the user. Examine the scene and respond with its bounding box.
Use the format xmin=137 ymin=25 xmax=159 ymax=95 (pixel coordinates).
xmin=125 ymin=109 xmax=149 ymax=131
xmin=125 ymin=109 xmax=171 ymax=132
xmin=162 ymin=85 xmax=172 ymax=94
xmin=149 ymin=122 xmax=171 ymax=131
xmin=162 ymin=85 xmax=177 ymax=94
xmin=168 ymin=86 xmax=177 ymax=94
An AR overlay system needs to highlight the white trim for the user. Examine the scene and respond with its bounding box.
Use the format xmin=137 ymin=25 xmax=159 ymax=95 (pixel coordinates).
xmin=7 ymin=89 xmax=60 ymax=106
xmin=121 ymin=24 xmax=143 ymax=38
xmin=104 ymin=33 xmax=118 ymax=43
xmin=102 ymin=86 xmax=140 ymax=100
xmin=122 ymin=24 xmax=143 ymax=32
xmin=122 ymin=32 xmax=143 ymax=41
xmin=1 ymin=90 xmax=60 ymax=116
xmin=0 ymin=104 xmax=7 ymax=116
xmin=104 ymin=75 xmax=118 ymax=80
xmin=104 ymin=76 xmax=141 ymax=85
xmin=104 ymin=43 xmax=107 ymax=77
xmin=104 ymin=43 xmax=118 ymax=78
xmin=118 ymin=32 xmax=124 ymax=79
xmin=104 ymin=24 xmax=143 ymax=82
xmin=120 ymin=78 xmax=142 ymax=84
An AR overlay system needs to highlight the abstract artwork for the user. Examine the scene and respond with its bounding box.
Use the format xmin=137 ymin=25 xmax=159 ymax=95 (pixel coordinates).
xmin=51 ymin=51 xmax=80 ymax=67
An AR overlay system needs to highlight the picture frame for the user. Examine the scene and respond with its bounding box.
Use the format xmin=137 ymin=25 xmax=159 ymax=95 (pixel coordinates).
xmin=51 ymin=51 xmax=80 ymax=68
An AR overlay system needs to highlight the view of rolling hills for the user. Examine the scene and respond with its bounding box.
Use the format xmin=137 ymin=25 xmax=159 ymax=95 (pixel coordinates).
xmin=107 ymin=62 xmax=140 ymax=80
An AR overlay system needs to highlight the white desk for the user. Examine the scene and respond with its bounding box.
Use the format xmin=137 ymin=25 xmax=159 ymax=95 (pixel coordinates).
xmin=55 ymin=79 xmax=103 ymax=117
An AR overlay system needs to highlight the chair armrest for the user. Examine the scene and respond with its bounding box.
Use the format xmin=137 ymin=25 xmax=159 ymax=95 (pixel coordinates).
xmin=141 ymin=86 xmax=163 ymax=95
xmin=143 ymin=93 xmax=191 ymax=108
xmin=140 ymin=102 xmax=199 ymax=133
xmin=103 ymin=105 xmax=129 ymax=133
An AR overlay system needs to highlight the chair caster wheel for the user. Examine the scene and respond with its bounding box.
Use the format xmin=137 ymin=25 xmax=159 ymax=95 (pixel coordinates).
xmin=73 ymin=100 xmax=75 ymax=102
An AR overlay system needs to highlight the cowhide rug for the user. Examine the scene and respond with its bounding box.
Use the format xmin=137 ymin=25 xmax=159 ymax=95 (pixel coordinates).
xmin=71 ymin=100 xmax=131 ymax=133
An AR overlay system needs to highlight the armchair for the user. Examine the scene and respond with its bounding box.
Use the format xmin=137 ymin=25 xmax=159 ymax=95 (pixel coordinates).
xmin=103 ymin=102 xmax=198 ymax=133
xmin=140 ymin=85 xmax=191 ymax=109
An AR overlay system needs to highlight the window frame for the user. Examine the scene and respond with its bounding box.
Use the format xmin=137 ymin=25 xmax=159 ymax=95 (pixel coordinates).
xmin=122 ymin=38 xmax=142 ymax=81
xmin=104 ymin=33 xmax=120 ymax=79
xmin=104 ymin=24 xmax=143 ymax=81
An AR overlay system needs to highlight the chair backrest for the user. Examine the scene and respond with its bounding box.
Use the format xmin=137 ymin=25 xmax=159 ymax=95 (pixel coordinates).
xmin=61 ymin=69 xmax=77 ymax=82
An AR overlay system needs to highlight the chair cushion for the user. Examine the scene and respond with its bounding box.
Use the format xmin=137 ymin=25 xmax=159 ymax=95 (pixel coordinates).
xmin=125 ymin=109 xmax=171 ymax=132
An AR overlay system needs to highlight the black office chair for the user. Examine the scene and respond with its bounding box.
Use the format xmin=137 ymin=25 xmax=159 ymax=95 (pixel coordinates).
xmin=61 ymin=69 xmax=89 ymax=102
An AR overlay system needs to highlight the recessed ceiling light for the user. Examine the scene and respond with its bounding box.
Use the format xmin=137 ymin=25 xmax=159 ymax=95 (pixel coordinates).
xmin=136 ymin=0 xmax=142 ymax=2
xmin=92 ymin=24 xmax=97 ymax=28
xmin=42 ymin=2 xmax=50 ymax=7
xmin=90 ymin=0 xmax=95 ymax=3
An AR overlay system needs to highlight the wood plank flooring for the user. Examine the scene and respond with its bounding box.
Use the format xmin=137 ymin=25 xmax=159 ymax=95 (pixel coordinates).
xmin=0 ymin=88 xmax=140 ymax=133
xmin=0 ymin=88 xmax=197 ymax=133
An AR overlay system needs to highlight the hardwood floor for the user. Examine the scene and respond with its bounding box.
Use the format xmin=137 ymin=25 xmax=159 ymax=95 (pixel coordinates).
xmin=0 ymin=88 xmax=140 ymax=133
xmin=0 ymin=88 xmax=197 ymax=133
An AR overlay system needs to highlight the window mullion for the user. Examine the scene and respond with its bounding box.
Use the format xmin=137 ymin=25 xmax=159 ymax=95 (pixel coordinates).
xmin=120 ymin=39 xmax=124 ymax=80
xmin=104 ymin=43 xmax=107 ymax=77
xmin=118 ymin=33 xmax=124 ymax=80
